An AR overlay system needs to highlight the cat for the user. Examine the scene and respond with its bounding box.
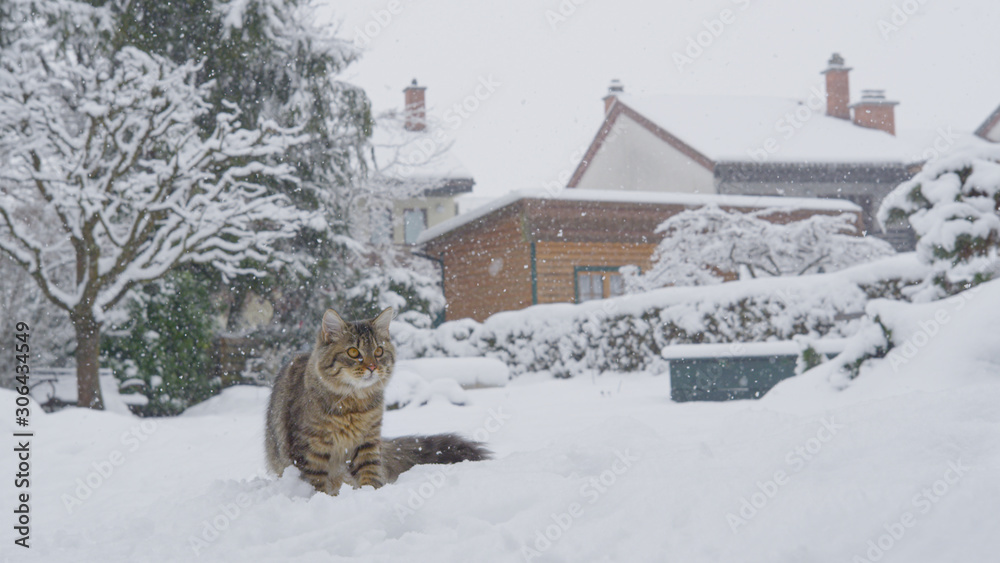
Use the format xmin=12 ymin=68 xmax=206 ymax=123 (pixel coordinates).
xmin=265 ymin=307 xmax=489 ymax=494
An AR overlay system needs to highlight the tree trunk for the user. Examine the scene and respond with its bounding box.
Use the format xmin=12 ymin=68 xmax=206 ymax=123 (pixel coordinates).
xmin=73 ymin=313 xmax=105 ymax=410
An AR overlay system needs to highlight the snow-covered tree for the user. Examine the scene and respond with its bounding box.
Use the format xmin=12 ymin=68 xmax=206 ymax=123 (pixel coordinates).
xmin=343 ymin=263 xmax=445 ymax=328
xmin=101 ymin=0 xmax=375 ymax=344
xmin=112 ymin=0 xmax=372 ymax=193
xmin=625 ymin=205 xmax=895 ymax=290
xmin=236 ymin=104 xmax=454 ymax=380
xmin=878 ymin=139 xmax=1000 ymax=301
xmin=0 ymin=1 xmax=311 ymax=409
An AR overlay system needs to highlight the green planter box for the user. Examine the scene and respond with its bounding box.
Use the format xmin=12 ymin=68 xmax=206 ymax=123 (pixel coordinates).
xmin=662 ymin=340 xmax=847 ymax=402
xmin=670 ymin=355 xmax=799 ymax=402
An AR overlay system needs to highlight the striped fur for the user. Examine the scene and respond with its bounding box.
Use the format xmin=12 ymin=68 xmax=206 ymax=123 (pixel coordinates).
xmin=265 ymin=307 xmax=489 ymax=494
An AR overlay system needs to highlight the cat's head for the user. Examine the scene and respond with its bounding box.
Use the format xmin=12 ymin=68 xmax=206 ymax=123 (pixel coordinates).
xmin=311 ymin=307 xmax=396 ymax=392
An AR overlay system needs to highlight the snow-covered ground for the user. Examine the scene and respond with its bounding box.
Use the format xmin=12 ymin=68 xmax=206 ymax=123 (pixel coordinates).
xmin=6 ymin=282 xmax=1000 ymax=562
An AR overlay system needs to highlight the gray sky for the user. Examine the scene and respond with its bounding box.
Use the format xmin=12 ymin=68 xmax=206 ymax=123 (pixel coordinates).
xmin=320 ymin=0 xmax=1000 ymax=198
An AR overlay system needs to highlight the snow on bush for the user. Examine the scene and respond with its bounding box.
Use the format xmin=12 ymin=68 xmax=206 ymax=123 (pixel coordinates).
xmin=782 ymin=277 xmax=998 ymax=397
xmin=879 ymin=139 xmax=1000 ymax=301
xmin=343 ymin=265 xmax=445 ymax=329
xmin=393 ymin=255 xmax=929 ymax=378
xmin=624 ymin=205 xmax=895 ymax=290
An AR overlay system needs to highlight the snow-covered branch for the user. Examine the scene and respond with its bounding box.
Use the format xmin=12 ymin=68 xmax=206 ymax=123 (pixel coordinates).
xmin=625 ymin=205 xmax=895 ymax=291
xmin=0 ymin=17 xmax=313 ymax=322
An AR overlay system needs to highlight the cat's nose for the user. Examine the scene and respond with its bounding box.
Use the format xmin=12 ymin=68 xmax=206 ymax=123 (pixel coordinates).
xmin=365 ymin=363 xmax=377 ymax=373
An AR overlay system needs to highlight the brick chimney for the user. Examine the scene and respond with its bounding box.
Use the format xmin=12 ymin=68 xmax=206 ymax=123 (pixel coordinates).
xmin=403 ymin=79 xmax=426 ymax=132
xmin=851 ymin=89 xmax=899 ymax=136
xmin=603 ymin=79 xmax=624 ymax=114
xmin=821 ymin=53 xmax=851 ymax=120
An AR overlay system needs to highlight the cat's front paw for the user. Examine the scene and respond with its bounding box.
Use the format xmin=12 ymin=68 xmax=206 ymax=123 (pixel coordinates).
xmin=321 ymin=477 xmax=344 ymax=496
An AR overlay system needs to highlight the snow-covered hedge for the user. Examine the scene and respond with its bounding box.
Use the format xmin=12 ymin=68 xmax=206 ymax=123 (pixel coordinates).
xmin=392 ymin=255 xmax=929 ymax=378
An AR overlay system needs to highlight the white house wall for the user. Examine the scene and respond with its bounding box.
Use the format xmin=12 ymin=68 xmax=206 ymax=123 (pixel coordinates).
xmin=393 ymin=196 xmax=461 ymax=244
xmin=985 ymin=120 xmax=1000 ymax=142
xmin=574 ymin=113 xmax=716 ymax=194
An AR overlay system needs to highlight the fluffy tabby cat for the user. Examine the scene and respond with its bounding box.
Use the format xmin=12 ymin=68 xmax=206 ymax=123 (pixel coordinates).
xmin=265 ymin=307 xmax=489 ymax=494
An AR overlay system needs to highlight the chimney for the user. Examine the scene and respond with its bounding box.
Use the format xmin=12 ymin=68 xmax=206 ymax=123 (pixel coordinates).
xmin=403 ymin=79 xmax=426 ymax=132
xmin=603 ymin=79 xmax=624 ymax=114
xmin=850 ymin=89 xmax=899 ymax=136
xmin=821 ymin=53 xmax=851 ymax=120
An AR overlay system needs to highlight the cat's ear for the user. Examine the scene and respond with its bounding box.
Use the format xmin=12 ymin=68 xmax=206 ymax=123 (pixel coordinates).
xmin=322 ymin=309 xmax=348 ymax=342
xmin=372 ymin=307 xmax=394 ymax=336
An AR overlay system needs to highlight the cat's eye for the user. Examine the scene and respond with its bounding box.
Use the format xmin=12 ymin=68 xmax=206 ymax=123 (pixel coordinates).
xmin=347 ymin=347 xmax=360 ymax=359
xmin=374 ymin=347 xmax=384 ymax=358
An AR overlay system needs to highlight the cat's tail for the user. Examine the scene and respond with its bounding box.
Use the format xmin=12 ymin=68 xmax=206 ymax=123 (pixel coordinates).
xmin=381 ymin=433 xmax=491 ymax=483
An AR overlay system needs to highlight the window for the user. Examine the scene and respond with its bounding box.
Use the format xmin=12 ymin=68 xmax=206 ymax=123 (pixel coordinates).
xmin=575 ymin=267 xmax=627 ymax=303
xmin=609 ymin=273 xmax=624 ymax=297
xmin=370 ymin=208 xmax=392 ymax=246
xmin=577 ymin=272 xmax=604 ymax=302
xmin=403 ymin=208 xmax=427 ymax=244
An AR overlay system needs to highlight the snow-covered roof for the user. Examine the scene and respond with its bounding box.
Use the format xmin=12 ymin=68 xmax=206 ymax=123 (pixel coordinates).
xmin=369 ymin=110 xmax=473 ymax=183
xmin=417 ymin=188 xmax=860 ymax=244
xmin=616 ymin=94 xmax=929 ymax=165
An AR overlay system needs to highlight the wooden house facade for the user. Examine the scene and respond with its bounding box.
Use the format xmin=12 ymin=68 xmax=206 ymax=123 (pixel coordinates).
xmin=418 ymin=190 xmax=861 ymax=322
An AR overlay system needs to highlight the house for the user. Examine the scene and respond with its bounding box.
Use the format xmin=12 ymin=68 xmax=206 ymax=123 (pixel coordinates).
xmin=567 ymin=54 xmax=926 ymax=250
xmin=417 ymin=189 xmax=860 ymax=322
xmin=367 ymin=80 xmax=474 ymax=245
xmin=975 ymin=103 xmax=1000 ymax=142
